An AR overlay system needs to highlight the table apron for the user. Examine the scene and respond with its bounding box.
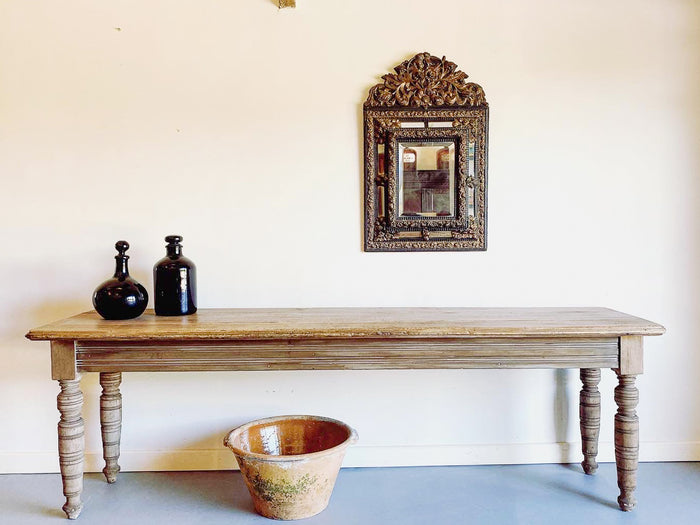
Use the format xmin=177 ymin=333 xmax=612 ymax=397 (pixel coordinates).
xmin=74 ymin=337 xmax=620 ymax=372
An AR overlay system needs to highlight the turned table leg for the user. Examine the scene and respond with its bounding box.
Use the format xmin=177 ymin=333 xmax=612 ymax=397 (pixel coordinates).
xmin=100 ymin=372 xmax=122 ymax=483
xmin=57 ymin=377 xmax=84 ymax=519
xmin=614 ymin=371 xmax=639 ymax=511
xmin=579 ymin=368 xmax=601 ymax=474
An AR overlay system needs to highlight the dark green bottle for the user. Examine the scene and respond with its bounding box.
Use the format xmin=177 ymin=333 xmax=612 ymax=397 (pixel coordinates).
xmin=153 ymin=235 xmax=197 ymax=316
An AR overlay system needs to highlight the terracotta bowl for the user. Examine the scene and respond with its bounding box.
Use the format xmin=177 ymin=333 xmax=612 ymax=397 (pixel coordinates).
xmin=224 ymin=415 xmax=358 ymax=520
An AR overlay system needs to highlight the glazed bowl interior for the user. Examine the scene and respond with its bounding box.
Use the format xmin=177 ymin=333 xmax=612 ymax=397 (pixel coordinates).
xmin=231 ymin=417 xmax=352 ymax=456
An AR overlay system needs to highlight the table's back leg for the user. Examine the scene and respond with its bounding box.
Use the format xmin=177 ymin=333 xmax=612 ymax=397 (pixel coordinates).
xmin=579 ymin=368 xmax=601 ymax=474
xmin=614 ymin=371 xmax=639 ymax=511
xmin=57 ymin=378 xmax=84 ymax=519
xmin=100 ymin=372 xmax=122 ymax=483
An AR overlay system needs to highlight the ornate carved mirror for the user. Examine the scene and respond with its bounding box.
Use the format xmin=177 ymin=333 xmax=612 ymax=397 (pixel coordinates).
xmin=363 ymin=53 xmax=488 ymax=251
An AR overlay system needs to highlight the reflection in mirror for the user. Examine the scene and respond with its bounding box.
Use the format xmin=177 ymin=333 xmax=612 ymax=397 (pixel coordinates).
xmin=400 ymin=121 xmax=425 ymax=128
xmin=467 ymin=141 xmax=476 ymax=216
xmin=377 ymin=144 xmax=385 ymax=175
xmin=468 ymin=141 xmax=475 ymax=178
xmin=376 ymin=144 xmax=386 ymax=217
xmin=378 ymin=185 xmax=386 ymax=218
xmin=468 ymin=187 xmax=475 ymax=216
xmin=398 ymin=141 xmax=455 ymax=217
xmin=428 ymin=121 xmax=453 ymax=128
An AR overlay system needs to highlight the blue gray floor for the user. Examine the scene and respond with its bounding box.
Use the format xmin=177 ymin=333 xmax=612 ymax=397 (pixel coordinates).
xmin=1 ymin=463 xmax=698 ymax=524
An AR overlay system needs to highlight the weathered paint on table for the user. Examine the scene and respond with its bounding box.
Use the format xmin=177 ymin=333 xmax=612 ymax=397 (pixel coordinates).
xmin=26 ymin=307 xmax=665 ymax=519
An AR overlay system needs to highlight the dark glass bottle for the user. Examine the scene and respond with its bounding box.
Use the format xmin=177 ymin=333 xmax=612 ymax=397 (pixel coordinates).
xmin=153 ymin=235 xmax=197 ymax=316
xmin=92 ymin=241 xmax=149 ymax=320
xmin=402 ymin=147 xmax=417 ymax=172
xmin=436 ymin=146 xmax=451 ymax=171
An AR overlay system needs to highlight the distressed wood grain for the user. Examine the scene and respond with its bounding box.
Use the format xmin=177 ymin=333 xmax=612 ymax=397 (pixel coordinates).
xmin=26 ymin=307 xmax=665 ymax=341
xmin=579 ymin=368 xmax=601 ymax=474
xmin=57 ymin=377 xmax=84 ymax=519
xmin=99 ymin=372 xmax=122 ymax=484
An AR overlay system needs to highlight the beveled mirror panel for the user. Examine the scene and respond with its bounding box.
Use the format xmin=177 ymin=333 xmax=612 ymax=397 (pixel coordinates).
xmin=386 ymin=127 xmax=468 ymax=232
xmin=398 ymin=141 xmax=455 ymax=217
xmin=363 ymin=53 xmax=488 ymax=251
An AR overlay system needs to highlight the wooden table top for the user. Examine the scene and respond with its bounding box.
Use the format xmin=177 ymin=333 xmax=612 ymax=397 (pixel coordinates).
xmin=26 ymin=307 xmax=665 ymax=341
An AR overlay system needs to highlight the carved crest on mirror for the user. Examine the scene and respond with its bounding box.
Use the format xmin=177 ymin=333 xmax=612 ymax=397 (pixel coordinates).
xmin=363 ymin=53 xmax=489 ymax=251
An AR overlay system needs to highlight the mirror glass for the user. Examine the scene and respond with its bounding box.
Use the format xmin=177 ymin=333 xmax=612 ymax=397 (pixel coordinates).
xmin=468 ymin=141 xmax=475 ymax=216
xmin=398 ymin=141 xmax=455 ymax=217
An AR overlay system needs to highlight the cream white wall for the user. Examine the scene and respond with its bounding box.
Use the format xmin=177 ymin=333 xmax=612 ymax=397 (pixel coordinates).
xmin=1 ymin=0 xmax=699 ymax=473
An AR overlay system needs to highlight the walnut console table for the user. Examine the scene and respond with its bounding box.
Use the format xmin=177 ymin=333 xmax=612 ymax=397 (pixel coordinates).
xmin=26 ymin=307 xmax=664 ymax=519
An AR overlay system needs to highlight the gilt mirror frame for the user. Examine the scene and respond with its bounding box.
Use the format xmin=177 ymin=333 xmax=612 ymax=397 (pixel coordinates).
xmin=363 ymin=52 xmax=489 ymax=252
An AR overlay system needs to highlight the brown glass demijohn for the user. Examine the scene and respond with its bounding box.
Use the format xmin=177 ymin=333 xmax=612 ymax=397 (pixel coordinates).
xmin=153 ymin=235 xmax=197 ymax=316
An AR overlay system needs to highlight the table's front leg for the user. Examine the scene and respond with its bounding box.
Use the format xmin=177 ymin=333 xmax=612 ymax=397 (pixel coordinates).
xmin=57 ymin=377 xmax=84 ymax=519
xmin=99 ymin=372 xmax=122 ymax=483
xmin=614 ymin=371 xmax=639 ymax=511
xmin=579 ymin=368 xmax=601 ymax=474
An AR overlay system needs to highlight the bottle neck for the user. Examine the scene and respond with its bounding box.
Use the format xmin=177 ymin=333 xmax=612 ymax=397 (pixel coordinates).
xmin=114 ymin=256 xmax=129 ymax=278
xmin=166 ymin=245 xmax=182 ymax=257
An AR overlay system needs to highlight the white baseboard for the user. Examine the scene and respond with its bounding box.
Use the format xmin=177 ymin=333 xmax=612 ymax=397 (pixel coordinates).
xmin=2 ymin=441 xmax=699 ymax=474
